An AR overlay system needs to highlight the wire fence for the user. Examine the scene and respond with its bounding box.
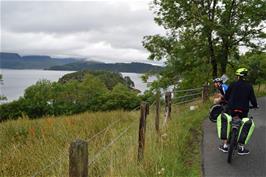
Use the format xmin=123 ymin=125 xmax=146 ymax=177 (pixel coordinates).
xmin=30 ymin=86 xmax=206 ymax=177
xmin=30 ymin=101 xmax=144 ymax=177
xmin=88 ymin=121 xmax=137 ymax=166
xmin=174 ymin=86 xmax=203 ymax=105
xmin=87 ymin=100 xmax=157 ymax=166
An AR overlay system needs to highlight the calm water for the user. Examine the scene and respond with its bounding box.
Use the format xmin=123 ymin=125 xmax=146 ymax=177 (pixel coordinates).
xmin=0 ymin=69 xmax=153 ymax=103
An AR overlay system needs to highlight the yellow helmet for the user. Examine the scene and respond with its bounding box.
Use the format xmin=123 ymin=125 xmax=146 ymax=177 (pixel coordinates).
xmin=235 ymin=68 xmax=248 ymax=76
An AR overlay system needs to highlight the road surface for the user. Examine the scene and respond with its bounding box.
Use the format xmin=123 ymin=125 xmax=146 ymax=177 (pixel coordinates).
xmin=202 ymin=97 xmax=266 ymax=177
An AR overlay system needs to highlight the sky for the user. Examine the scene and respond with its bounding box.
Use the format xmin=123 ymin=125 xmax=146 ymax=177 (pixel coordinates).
xmin=0 ymin=0 xmax=165 ymax=64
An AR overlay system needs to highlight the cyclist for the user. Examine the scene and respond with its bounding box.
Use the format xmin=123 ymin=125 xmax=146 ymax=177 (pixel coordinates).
xmin=219 ymin=68 xmax=258 ymax=155
xmin=213 ymin=77 xmax=228 ymax=96
xmin=213 ymin=77 xmax=228 ymax=104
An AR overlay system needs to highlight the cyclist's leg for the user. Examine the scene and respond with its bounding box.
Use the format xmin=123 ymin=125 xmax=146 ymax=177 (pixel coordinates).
xmin=238 ymin=110 xmax=250 ymax=155
xmin=219 ymin=108 xmax=231 ymax=152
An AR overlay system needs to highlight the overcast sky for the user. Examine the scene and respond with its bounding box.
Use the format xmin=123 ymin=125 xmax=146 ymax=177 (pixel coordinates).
xmin=1 ymin=0 xmax=165 ymax=64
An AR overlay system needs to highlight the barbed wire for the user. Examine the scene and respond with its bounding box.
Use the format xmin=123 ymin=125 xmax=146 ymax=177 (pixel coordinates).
xmin=30 ymin=86 xmax=201 ymax=177
xmin=85 ymin=119 xmax=121 ymax=142
xmin=87 ymin=100 xmax=157 ymax=166
xmin=31 ymin=149 xmax=67 ymax=177
xmin=88 ymin=121 xmax=136 ymax=166
xmin=31 ymin=104 xmax=141 ymax=176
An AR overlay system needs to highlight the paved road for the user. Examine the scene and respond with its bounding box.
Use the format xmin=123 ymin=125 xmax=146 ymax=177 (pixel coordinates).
xmin=202 ymin=97 xmax=266 ymax=177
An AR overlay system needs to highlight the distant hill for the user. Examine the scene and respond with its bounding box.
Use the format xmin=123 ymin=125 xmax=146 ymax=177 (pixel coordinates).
xmin=48 ymin=61 xmax=162 ymax=73
xmin=0 ymin=52 xmax=162 ymax=73
xmin=0 ymin=52 xmax=80 ymax=69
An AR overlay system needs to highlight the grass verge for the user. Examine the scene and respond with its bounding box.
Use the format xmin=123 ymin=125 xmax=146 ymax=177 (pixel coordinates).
xmin=0 ymin=101 xmax=209 ymax=177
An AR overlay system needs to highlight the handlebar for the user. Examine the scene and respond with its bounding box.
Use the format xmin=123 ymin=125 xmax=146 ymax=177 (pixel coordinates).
xmin=249 ymin=105 xmax=259 ymax=109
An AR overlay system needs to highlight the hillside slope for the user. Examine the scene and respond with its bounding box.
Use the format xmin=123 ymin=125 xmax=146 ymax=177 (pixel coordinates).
xmin=0 ymin=102 xmax=209 ymax=177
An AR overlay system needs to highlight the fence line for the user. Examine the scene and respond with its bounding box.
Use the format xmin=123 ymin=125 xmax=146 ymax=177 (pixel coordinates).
xmin=31 ymin=151 xmax=67 ymax=177
xmin=85 ymin=119 xmax=121 ymax=142
xmin=31 ymin=85 xmax=208 ymax=177
xmin=176 ymin=96 xmax=202 ymax=105
xmin=174 ymin=87 xmax=203 ymax=93
xmin=175 ymin=92 xmax=202 ymax=100
xmin=88 ymin=121 xmax=136 ymax=166
xmin=87 ymin=102 xmax=153 ymax=164
xmin=32 ymin=102 xmax=143 ymax=176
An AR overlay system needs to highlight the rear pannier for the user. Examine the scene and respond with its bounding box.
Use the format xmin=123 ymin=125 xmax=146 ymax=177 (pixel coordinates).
xmin=217 ymin=113 xmax=232 ymax=140
xmin=238 ymin=118 xmax=255 ymax=145
xmin=209 ymin=104 xmax=224 ymax=122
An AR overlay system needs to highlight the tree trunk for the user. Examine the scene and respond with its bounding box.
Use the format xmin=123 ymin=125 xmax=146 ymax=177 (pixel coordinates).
xmin=208 ymin=34 xmax=218 ymax=78
xmin=207 ymin=0 xmax=218 ymax=78
xmin=221 ymin=39 xmax=229 ymax=75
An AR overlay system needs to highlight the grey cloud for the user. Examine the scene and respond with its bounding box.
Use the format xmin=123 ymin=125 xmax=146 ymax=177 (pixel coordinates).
xmin=1 ymin=1 xmax=157 ymax=33
xmin=1 ymin=1 xmax=165 ymax=64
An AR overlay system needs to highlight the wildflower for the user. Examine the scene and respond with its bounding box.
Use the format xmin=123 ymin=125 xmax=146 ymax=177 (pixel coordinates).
xmin=29 ymin=127 xmax=35 ymax=137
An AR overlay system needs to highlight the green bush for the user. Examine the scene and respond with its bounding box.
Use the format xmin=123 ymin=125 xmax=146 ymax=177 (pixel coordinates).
xmin=103 ymin=83 xmax=140 ymax=110
xmin=0 ymin=73 xmax=141 ymax=120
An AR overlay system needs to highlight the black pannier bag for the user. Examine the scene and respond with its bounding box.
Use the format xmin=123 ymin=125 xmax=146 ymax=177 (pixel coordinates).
xmin=209 ymin=104 xmax=224 ymax=122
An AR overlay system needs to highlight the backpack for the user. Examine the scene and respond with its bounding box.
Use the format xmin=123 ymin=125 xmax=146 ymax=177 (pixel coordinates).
xmin=238 ymin=118 xmax=255 ymax=145
xmin=217 ymin=113 xmax=232 ymax=140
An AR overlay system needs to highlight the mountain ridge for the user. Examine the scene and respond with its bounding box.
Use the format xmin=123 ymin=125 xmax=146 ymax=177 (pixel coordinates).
xmin=0 ymin=52 xmax=162 ymax=73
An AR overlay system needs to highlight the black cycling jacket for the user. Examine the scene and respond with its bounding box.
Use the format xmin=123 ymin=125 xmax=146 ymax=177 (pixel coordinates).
xmin=224 ymin=79 xmax=257 ymax=112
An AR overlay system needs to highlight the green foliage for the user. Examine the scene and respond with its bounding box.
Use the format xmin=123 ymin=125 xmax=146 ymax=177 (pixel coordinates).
xmin=58 ymin=70 xmax=134 ymax=90
xmin=0 ymin=72 xmax=141 ymax=121
xmin=0 ymin=98 xmax=26 ymax=120
xmin=103 ymin=83 xmax=141 ymax=110
xmin=240 ymin=52 xmax=266 ymax=84
xmin=143 ymin=0 xmax=265 ymax=89
xmin=223 ymin=51 xmax=266 ymax=85
xmin=23 ymin=80 xmax=54 ymax=118
xmin=139 ymin=89 xmax=157 ymax=104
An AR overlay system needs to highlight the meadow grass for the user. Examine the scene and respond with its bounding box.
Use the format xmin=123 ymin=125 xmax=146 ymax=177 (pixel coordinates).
xmin=0 ymin=101 xmax=209 ymax=177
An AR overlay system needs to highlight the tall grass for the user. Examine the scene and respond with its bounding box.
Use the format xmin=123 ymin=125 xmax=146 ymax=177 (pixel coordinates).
xmin=0 ymin=101 xmax=209 ymax=177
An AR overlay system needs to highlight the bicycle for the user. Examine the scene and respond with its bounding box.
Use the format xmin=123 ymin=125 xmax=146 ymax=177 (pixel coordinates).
xmin=227 ymin=107 xmax=258 ymax=163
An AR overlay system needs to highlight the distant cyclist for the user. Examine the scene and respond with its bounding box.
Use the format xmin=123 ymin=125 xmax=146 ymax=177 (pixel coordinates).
xmin=219 ymin=68 xmax=258 ymax=155
xmin=213 ymin=77 xmax=228 ymax=104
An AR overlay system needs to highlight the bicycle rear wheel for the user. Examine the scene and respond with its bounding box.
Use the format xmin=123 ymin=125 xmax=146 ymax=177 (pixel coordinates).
xmin=227 ymin=129 xmax=237 ymax=163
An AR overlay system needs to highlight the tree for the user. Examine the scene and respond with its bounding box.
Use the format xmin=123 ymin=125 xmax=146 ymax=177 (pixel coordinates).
xmin=239 ymin=52 xmax=266 ymax=84
xmin=124 ymin=76 xmax=135 ymax=88
xmin=143 ymin=0 xmax=265 ymax=85
xmin=23 ymin=80 xmax=54 ymax=117
xmin=103 ymin=83 xmax=140 ymax=110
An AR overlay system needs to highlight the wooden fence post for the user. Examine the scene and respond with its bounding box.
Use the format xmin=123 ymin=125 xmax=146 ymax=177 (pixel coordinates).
xmin=202 ymin=85 xmax=209 ymax=102
xmin=155 ymin=91 xmax=160 ymax=134
xmin=138 ymin=102 xmax=147 ymax=161
xmin=164 ymin=92 xmax=172 ymax=125
xmin=69 ymin=139 xmax=88 ymax=177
